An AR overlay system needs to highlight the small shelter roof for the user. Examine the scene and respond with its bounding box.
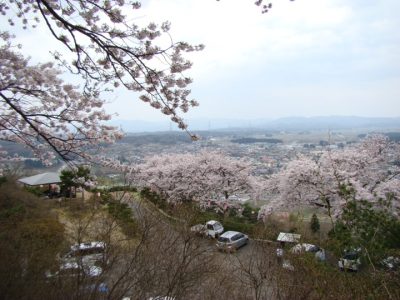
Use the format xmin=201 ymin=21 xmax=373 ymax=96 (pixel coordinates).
xmin=18 ymin=172 xmax=61 ymax=186
xmin=277 ymin=232 xmax=301 ymax=243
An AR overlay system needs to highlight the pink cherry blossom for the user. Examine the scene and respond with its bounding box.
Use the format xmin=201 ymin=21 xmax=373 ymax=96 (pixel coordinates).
xmin=128 ymin=150 xmax=258 ymax=207
xmin=0 ymin=1 xmax=203 ymax=139
xmin=0 ymin=32 xmax=122 ymax=164
xmin=259 ymin=135 xmax=400 ymax=220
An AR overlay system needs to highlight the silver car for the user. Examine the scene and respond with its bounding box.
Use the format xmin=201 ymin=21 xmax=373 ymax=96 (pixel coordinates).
xmin=216 ymin=231 xmax=249 ymax=252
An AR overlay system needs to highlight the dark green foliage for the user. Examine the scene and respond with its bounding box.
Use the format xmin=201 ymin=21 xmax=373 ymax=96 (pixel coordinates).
xmin=100 ymin=191 xmax=113 ymax=204
xmin=140 ymin=187 xmax=167 ymax=209
xmin=102 ymin=193 xmax=138 ymax=238
xmin=241 ymin=203 xmax=260 ymax=223
xmin=0 ymin=203 xmax=25 ymax=220
xmin=310 ymin=213 xmax=320 ymax=233
xmin=0 ymin=176 xmax=7 ymax=185
xmin=107 ymin=201 xmax=134 ymax=223
xmin=189 ymin=208 xmax=222 ymax=226
xmin=108 ymin=201 xmax=137 ymax=238
xmin=60 ymin=169 xmax=76 ymax=189
xmin=107 ymin=185 xmax=137 ymax=192
xmin=60 ymin=165 xmax=92 ymax=189
xmin=223 ymin=217 xmax=256 ymax=235
xmin=60 ymin=165 xmax=94 ymax=197
xmin=24 ymin=185 xmax=44 ymax=197
xmin=329 ymin=199 xmax=400 ymax=263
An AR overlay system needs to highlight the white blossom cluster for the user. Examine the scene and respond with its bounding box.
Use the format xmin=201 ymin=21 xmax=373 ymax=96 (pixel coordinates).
xmin=258 ymin=135 xmax=400 ymax=220
xmin=128 ymin=150 xmax=257 ymax=206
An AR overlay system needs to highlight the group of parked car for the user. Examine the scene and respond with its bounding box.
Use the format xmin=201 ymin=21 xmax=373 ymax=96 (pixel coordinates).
xmin=190 ymin=220 xmax=249 ymax=252
xmin=46 ymin=241 xmax=109 ymax=288
xmin=277 ymin=242 xmax=327 ymax=271
xmin=276 ymin=236 xmax=399 ymax=273
xmin=275 ymin=232 xmax=365 ymax=272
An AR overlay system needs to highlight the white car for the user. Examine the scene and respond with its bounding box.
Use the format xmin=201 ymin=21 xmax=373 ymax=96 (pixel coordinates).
xmin=290 ymin=243 xmax=326 ymax=261
xmin=280 ymin=243 xmax=326 ymax=271
xmin=338 ymin=251 xmax=361 ymax=271
xmin=46 ymin=262 xmax=102 ymax=279
xmin=62 ymin=241 xmax=107 ymax=266
xmin=191 ymin=220 xmax=224 ymax=238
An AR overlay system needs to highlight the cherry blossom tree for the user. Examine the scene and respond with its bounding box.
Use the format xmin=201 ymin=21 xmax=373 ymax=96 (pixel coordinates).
xmin=259 ymin=135 xmax=400 ymax=221
xmin=0 ymin=32 xmax=122 ymax=165
xmin=129 ymin=150 xmax=257 ymax=207
xmin=0 ymin=0 xmax=295 ymax=173
xmin=1 ymin=1 xmax=202 ymax=133
xmin=0 ymin=0 xmax=204 ymax=172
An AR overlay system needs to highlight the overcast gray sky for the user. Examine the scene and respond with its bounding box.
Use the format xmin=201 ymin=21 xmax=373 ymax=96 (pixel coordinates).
xmin=10 ymin=0 xmax=400 ymax=123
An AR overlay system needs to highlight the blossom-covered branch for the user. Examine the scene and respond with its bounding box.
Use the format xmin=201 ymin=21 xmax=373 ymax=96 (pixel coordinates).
xmin=1 ymin=0 xmax=203 ymax=136
xmin=0 ymin=32 xmax=122 ymax=164
xmin=218 ymin=0 xmax=295 ymax=14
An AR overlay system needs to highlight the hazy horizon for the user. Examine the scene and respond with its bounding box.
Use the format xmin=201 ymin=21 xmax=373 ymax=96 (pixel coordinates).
xmin=110 ymin=115 xmax=400 ymax=133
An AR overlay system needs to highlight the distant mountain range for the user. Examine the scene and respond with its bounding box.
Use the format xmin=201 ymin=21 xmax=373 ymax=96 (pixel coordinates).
xmin=264 ymin=116 xmax=400 ymax=131
xmin=110 ymin=116 xmax=400 ymax=133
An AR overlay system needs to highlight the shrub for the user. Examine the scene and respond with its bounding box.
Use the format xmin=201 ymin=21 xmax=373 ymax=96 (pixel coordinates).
xmin=140 ymin=187 xmax=167 ymax=209
xmin=108 ymin=185 xmax=137 ymax=192
xmin=107 ymin=201 xmax=137 ymax=238
xmin=310 ymin=213 xmax=320 ymax=233
xmin=223 ymin=218 xmax=256 ymax=235
xmin=329 ymin=199 xmax=400 ymax=264
xmin=100 ymin=191 xmax=113 ymax=204
xmin=241 ymin=202 xmax=260 ymax=223
xmin=23 ymin=185 xmax=44 ymax=197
